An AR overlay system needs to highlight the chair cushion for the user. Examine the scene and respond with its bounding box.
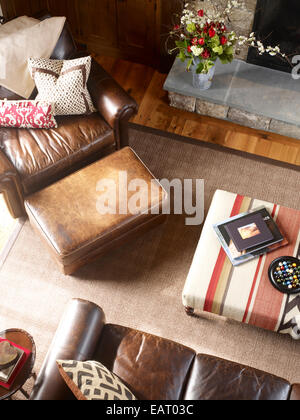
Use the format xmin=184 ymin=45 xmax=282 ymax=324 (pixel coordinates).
xmin=0 ymin=113 xmax=115 ymax=195
xmin=93 ymin=324 xmax=196 ymax=401
xmin=183 ymin=354 xmax=291 ymax=400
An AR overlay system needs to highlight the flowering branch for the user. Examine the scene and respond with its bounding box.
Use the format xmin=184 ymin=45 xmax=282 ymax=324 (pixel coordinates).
xmin=238 ymin=33 xmax=286 ymax=59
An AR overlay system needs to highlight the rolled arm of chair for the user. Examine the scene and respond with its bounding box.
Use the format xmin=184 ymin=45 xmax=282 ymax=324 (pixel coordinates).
xmin=88 ymin=59 xmax=138 ymax=149
xmin=30 ymin=299 xmax=106 ymax=400
xmin=0 ymin=150 xmax=25 ymax=218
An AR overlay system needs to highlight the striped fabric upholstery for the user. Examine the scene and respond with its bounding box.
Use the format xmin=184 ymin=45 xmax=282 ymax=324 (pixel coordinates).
xmin=182 ymin=190 xmax=300 ymax=339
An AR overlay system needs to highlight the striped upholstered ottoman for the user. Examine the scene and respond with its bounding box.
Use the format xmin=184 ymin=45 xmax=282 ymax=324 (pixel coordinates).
xmin=182 ymin=190 xmax=300 ymax=339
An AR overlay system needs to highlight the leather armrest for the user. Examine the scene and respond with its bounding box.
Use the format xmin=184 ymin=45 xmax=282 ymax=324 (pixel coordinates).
xmin=88 ymin=59 xmax=138 ymax=145
xmin=0 ymin=149 xmax=15 ymax=176
xmin=30 ymin=299 xmax=106 ymax=400
xmin=0 ymin=150 xmax=25 ymax=218
xmin=290 ymin=384 xmax=300 ymax=400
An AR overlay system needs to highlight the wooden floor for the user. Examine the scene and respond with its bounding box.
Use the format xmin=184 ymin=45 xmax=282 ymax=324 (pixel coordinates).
xmin=95 ymin=55 xmax=300 ymax=166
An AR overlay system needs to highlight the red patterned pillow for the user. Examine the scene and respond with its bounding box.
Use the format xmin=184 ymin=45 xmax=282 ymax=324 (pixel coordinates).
xmin=0 ymin=100 xmax=57 ymax=129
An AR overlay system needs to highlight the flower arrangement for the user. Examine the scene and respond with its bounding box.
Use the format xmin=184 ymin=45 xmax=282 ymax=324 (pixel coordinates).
xmin=168 ymin=0 xmax=286 ymax=75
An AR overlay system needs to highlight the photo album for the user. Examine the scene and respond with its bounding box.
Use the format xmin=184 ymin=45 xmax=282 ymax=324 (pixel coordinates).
xmin=213 ymin=206 xmax=288 ymax=266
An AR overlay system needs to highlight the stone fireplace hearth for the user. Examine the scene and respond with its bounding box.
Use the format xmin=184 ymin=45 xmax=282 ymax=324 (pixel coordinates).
xmin=164 ymin=0 xmax=300 ymax=140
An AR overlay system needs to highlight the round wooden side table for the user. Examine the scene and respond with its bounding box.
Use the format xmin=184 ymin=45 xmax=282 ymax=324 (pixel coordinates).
xmin=0 ymin=329 xmax=36 ymax=400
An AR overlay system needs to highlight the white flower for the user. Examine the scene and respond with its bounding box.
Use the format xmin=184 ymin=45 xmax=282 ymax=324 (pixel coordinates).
xmin=191 ymin=46 xmax=203 ymax=57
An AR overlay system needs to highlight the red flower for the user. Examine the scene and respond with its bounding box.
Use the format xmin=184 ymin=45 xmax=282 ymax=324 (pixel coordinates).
xmin=173 ymin=25 xmax=180 ymax=31
xmin=209 ymin=27 xmax=216 ymax=38
xmin=201 ymin=49 xmax=210 ymax=59
xmin=198 ymin=37 xmax=205 ymax=46
xmin=198 ymin=10 xmax=204 ymax=17
xmin=220 ymin=36 xmax=227 ymax=45
xmin=187 ymin=46 xmax=192 ymax=53
xmin=192 ymin=37 xmax=198 ymax=45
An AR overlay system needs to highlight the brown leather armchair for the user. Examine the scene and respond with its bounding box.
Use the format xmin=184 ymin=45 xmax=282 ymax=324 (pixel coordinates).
xmin=0 ymin=21 xmax=138 ymax=218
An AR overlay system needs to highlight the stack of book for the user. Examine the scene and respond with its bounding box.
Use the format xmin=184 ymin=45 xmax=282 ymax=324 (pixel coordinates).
xmin=0 ymin=339 xmax=31 ymax=390
xmin=213 ymin=206 xmax=288 ymax=266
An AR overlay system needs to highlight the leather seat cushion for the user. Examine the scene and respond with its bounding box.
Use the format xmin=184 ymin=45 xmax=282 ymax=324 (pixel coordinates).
xmin=93 ymin=324 xmax=196 ymax=401
xmin=0 ymin=113 xmax=115 ymax=195
xmin=183 ymin=354 xmax=291 ymax=401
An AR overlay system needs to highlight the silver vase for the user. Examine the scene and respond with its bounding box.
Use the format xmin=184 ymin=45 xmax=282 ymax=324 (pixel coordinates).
xmin=192 ymin=62 xmax=216 ymax=90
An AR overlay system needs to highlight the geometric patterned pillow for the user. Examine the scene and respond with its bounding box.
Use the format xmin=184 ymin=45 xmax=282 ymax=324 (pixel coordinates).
xmin=28 ymin=56 xmax=96 ymax=116
xmin=56 ymin=360 xmax=137 ymax=401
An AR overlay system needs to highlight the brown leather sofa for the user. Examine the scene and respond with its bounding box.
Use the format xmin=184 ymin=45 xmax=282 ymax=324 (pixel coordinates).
xmin=0 ymin=20 xmax=138 ymax=219
xmin=30 ymin=299 xmax=300 ymax=400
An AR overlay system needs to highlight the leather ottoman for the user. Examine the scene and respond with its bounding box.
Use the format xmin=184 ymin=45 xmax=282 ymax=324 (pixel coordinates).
xmin=25 ymin=147 xmax=167 ymax=275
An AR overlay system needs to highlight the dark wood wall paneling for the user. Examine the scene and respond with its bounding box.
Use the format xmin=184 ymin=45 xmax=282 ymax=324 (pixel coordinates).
xmin=0 ymin=0 xmax=183 ymax=72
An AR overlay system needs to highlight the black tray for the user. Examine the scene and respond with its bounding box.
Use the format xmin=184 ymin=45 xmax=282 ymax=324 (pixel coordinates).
xmin=268 ymin=256 xmax=300 ymax=295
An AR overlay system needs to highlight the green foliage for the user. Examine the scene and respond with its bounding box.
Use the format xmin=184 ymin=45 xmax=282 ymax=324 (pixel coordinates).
xmin=186 ymin=23 xmax=196 ymax=33
xmin=187 ymin=58 xmax=193 ymax=71
xmin=178 ymin=50 xmax=186 ymax=62
xmin=212 ymin=45 xmax=223 ymax=55
xmin=210 ymin=35 xmax=220 ymax=47
xmin=196 ymin=60 xmax=215 ymax=74
xmin=219 ymin=46 xmax=234 ymax=64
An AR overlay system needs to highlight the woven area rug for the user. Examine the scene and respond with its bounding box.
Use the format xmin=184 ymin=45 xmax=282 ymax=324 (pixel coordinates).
xmin=0 ymin=125 xmax=299 ymax=399
xmin=0 ymin=194 xmax=24 ymax=269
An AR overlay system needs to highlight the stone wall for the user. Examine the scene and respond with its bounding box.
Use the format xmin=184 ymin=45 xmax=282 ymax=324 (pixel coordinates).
xmin=168 ymin=90 xmax=300 ymax=139
xmin=191 ymin=0 xmax=258 ymax=59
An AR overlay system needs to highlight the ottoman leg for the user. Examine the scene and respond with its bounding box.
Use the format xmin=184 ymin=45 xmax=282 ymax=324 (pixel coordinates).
xmin=185 ymin=306 xmax=195 ymax=316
